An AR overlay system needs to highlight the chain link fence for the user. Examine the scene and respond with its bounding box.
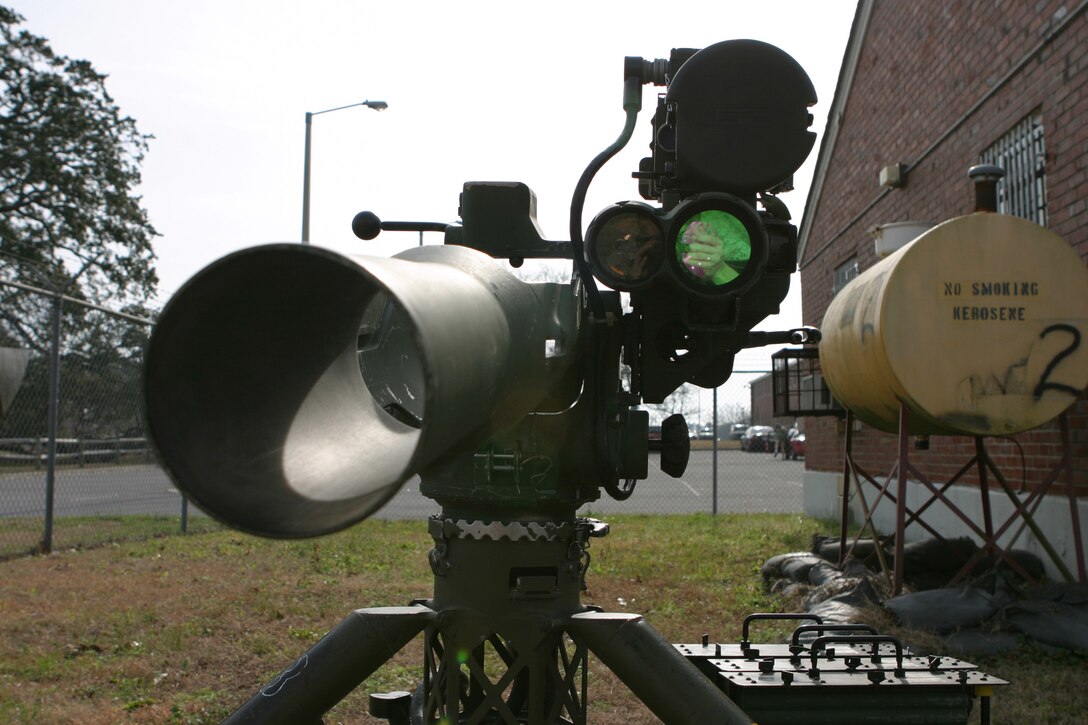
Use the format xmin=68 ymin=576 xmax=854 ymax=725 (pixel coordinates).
xmin=626 ymin=372 xmax=807 ymax=517
xmin=0 ymin=281 xmax=217 ymax=559
xmin=1 ymin=278 xmax=803 ymax=559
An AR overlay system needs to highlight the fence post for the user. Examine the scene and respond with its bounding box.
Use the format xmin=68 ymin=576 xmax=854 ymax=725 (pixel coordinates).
xmin=712 ymin=387 xmax=719 ymax=516
xmin=42 ymin=292 xmax=62 ymax=553
xmin=3 ymin=273 xmax=159 ymax=556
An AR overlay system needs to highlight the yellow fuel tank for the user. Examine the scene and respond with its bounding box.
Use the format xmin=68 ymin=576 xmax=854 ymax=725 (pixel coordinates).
xmin=820 ymin=212 xmax=1088 ymax=436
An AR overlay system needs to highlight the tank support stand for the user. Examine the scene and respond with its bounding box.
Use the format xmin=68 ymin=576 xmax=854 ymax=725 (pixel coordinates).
xmin=838 ymin=406 xmax=1085 ymax=595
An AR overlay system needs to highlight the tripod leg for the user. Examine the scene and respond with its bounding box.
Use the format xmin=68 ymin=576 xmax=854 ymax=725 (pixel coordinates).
xmin=567 ymin=611 xmax=754 ymax=725
xmin=225 ymin=604 xmax=433 ymax=725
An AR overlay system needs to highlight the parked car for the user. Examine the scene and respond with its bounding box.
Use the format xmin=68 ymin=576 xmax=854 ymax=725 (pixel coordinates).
xmin=740 ymin=425 xmax=774 ymax=452
xmin=788 ymin=430 xmax=805 ymax=459
xmin=648 ymin=425 xmax=662 ymax=451
xmin=696 ymin=423 xmax=715 ymax=440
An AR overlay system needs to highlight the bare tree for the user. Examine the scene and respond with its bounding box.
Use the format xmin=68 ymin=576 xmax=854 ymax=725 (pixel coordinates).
xmin=716 ymin=400 xmax=750 ymax=427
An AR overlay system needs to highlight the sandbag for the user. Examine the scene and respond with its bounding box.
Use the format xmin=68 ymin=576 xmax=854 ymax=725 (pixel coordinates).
xmin=808 ymin=561 xmax=851 ymax=587
xmin=811 ymin=535 xmax=881 ymax=563
xmin=898 ymin=537 xmax=979 ymax=574
xmin=761 ymin=552 xmax=828 ymax=586
xmin=1001 ymin=600 xmax=1088 ymax=651
xmin=885 ymin=586 xmax=1006 ymax=633
xmin=808 ymin=579 xmax=882 ymax=624
xmin=996 ymin=549 xmax=1047 ymax=581
xmin=1020 ymin=582 xmax=1088 ymax=606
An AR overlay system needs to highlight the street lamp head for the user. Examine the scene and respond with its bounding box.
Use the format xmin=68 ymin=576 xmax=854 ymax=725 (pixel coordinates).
xmin=302 ymin=97 xmax=388 ymax=243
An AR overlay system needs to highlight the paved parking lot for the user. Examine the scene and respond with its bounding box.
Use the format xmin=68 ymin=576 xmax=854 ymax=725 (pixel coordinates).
xmin=0 ymin=449 xmax=804 ymax=523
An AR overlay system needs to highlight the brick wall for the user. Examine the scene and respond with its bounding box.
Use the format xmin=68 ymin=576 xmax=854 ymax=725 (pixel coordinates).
xmin=799 ymin=0 xmax=1087 ymax=493
xmin=750 ymin=373 xmax=797 ymax=429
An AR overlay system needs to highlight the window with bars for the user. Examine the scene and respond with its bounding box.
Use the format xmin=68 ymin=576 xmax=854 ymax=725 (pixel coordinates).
xmin=771 ymin=347 xmax=844 ymax=417
xmin=833 ymin=256 xmax=859 ymax=293
xmin=980 ymin=112 xmax=1047 ymax=226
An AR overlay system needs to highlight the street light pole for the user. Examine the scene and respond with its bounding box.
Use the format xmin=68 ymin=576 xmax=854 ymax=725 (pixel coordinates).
xmin=301 ymin=99 xmax=387 ymax=244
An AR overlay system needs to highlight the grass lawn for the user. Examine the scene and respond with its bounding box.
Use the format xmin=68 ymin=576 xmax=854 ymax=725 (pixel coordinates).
xmin=0 ymin=514 xmax=1082 ymax=723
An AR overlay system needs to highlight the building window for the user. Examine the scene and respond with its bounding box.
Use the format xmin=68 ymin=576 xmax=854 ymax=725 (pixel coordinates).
xmin=833 ymin=256 xmax=859 ymax=293
xmin=980 ymin=112 xmax=1047 ymax=226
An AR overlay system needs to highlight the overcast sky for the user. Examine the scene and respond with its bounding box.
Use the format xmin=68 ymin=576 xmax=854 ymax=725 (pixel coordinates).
xmin=9 ymin=0 xmax=856 ymax=415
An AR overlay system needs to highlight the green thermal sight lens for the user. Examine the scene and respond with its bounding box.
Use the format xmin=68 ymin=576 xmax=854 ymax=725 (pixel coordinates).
xmin=674 ymin=210 xmax=751 ymax=287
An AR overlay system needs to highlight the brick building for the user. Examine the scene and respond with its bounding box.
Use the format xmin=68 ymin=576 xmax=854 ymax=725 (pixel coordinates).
xmin=749 ymin=372 xmax=798 ymax=430
xmin=796 ymin=0 xmax=1087 ymax=578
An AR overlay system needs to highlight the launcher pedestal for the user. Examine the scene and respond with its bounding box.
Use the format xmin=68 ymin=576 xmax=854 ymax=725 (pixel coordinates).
xmin=225 ymin=514 xmax=752 ymax=725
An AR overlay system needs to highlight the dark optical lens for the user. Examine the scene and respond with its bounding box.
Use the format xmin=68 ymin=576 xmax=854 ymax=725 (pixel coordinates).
xmin=595 ymin=212 xmax=665 ymax=285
